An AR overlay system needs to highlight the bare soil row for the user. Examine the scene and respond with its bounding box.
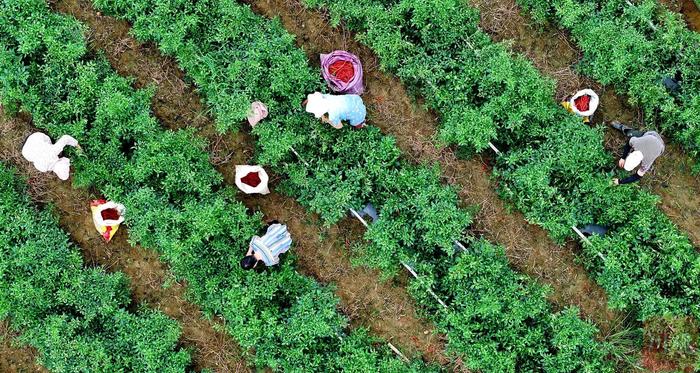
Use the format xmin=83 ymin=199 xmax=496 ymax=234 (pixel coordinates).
xmin=0 ymin=110 xmax=250 ymax=372
xmin=54 ymin=0 xmax=447 ymax=365
xmin=245 ymin=0 xmax=621 ymax=333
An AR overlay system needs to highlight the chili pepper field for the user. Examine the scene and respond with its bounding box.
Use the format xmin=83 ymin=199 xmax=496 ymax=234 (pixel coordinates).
xmin=1 ymin=0 xmax=700 ymax=372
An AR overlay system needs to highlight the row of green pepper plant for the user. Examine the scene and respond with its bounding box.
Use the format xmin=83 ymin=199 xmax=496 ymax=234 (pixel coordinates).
xmin=0 ymin=1 xmax=422 ymax=371
xmin=90 ymin=0 xmax=616 ymax=370
xmin=0 ymin=164 xmax=191 ymax=371
xmin=516 ymin=0 xmax=700 ymax=171
xmin=297 ymin=0 xmax=700 ymax=324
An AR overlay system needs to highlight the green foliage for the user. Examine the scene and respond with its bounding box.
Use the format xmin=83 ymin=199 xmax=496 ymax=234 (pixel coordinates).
xmin=363 ymin=165 xmax=471 ymax=275
xmin=0 ymin=165 xmax=191 ymax=372
xmin=0 ymin=0 xmax=420 ymax=370
xmin=94 ymin=0 xmax=319 ymax=133
xmin=90 ymin=0 xmax=616 ymax=370
xmin=643 ymin=316 xmax=699 ymax=370
xmin=304 ymin=0 xmax=700 ymax=331
xmin=424 ymin=240 xmax=614 ymax=372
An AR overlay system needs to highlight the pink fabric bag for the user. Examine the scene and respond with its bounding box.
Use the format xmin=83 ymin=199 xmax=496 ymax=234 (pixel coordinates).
xmin=247 ymin=101 xmax=269 ymax=127
xmin=320 ymin=50 xmax=364 ymax=95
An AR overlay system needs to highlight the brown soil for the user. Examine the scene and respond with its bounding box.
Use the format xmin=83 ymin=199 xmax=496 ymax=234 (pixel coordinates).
xmin=53 ymin=0 xmax=447 ymax=365
xmin=472 ymin=0 xmax=700 ymax=249
xmin=243 ymin=0 xmax=620 ymax=334
xmin=659 ymin=0 xmax=700 ymax=31
xmin=640 ymin=347 xmax=681 ymax=372
xmin=0 ymin=112 xmax=250 ymax=373
xmin=0 ymin=321 xmax=46 ymax=373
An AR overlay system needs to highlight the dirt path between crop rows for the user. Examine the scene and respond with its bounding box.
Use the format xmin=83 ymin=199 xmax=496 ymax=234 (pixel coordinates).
xmin=0 ymin=321 xmax=46 ymax=373
xmin=661 ymin=0 xmax=700 ymax=30
xmin=470 ymin=0 xmax=700 ymax=248
xmin=243 ymin=0 xmax=622 ymax=333
xmin=0 ymin=110 xmax=251 ymax=373
xmin=53 ymin=0 xmax=448 ymax=366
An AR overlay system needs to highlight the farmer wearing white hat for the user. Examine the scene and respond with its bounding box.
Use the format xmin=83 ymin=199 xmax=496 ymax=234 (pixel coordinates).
xmin=21 ymin=132 xmax=79 ymax=180
xmin=612 ymin=121 xmax=665 ymax=185
xmin=303 ymin=92 xmax=366 ymax=129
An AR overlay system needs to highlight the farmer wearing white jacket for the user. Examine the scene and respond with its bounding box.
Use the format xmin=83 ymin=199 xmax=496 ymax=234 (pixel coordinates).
xmin=21 ymin=132 xmax=79 ymax=180
xmin=304 ymin=92 xmax=367 ymax=129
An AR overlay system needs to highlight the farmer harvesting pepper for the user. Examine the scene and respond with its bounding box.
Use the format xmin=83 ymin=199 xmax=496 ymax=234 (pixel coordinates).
xmin=240 ymin=221 xmax=292 ymax=270
xmin=304 ymin=92 xmax=367 ymax=129
xmin=611 ymin=121 xmax=665 ymax=185
xmin=21 ymin=132 xmax=80 ymax=180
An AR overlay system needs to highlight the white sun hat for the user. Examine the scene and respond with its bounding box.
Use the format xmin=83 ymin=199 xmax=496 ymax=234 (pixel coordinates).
xmin=624 ymin=150 xmax=644 ymax=171
xmin=305 ymin=92 xmax=328 ymax=118
xmin=52 ymin=158 xmax=71 ymax=181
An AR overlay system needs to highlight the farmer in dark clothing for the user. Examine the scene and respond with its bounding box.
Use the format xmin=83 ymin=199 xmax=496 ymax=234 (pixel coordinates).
xmin=611 ymin=121 xmax=665 ymax=185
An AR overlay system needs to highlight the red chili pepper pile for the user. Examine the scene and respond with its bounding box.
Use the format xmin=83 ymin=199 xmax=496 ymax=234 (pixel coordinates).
xmin=329 ymin=60 xmax=355 ymax=83
xmin=241 ymin=171 xmax=262 ymax=187
xmin=574 ymin=94 xmax=591 ymax=112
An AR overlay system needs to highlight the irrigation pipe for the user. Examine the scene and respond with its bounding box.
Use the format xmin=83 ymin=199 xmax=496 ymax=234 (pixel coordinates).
xmin=453 ymin=240 xmax=468 ymax=252
xmin=289 ymin=146 xmax=310 ymax=167
xmin=401 ymin=262 xmax=449 ymax=309
xmin=388 ymin=343 xmax=410 ymax=363
xmin=349 ymin=207 xmax=369 ymax=227
xmin=349 ymin=208 xmax=449 ymax=309
xmin=572 ymin=226 xmax=607 ymax=262
xmin=625 ymin=0 xmax=658 ymax=31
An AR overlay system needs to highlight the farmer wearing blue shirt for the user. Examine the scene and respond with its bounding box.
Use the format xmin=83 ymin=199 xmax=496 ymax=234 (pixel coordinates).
xmin=240 ymin=222 xmax=293 ymax=270
xmin=304 ymin=92 xmax=367 ymax=129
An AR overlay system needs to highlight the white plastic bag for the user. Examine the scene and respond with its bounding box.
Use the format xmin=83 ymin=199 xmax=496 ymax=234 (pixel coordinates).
xmin=235 ymin=165 xmax=270 ymax=195
xmin=90 ymin=199 xmax=126 ymax=242
xmin=569 ymin=89 xmax=599 ymax=117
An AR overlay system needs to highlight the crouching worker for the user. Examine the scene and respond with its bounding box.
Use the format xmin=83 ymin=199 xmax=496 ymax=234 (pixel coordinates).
xmin=304 ymin=91 xmax=367 ymax=129
xmin=22 ymin=132 xmax=79 ymax=180
xmin=240 ymin=221 xmax=292 ymax=270
xmin=611 ymin=121 xmax=665 ymax=185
